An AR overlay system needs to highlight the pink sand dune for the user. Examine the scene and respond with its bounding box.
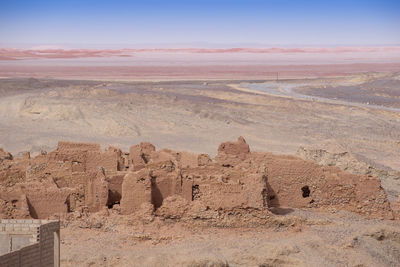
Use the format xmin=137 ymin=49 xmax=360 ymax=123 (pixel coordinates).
xmin=1 ymin=46 xmax=400 ymax=60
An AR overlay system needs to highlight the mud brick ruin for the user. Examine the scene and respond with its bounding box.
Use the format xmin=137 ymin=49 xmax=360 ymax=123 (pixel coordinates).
xmin=0 ymin=137 xmax=397 ymax=224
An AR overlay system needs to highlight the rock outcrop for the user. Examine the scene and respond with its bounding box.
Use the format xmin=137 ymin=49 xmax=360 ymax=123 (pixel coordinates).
xmin=297 ymin=146 xmax=400 ymax=181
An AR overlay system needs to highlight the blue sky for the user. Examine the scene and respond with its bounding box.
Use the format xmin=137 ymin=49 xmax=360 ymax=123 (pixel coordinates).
xmin=0 ymin=0 xmax=399 ymax=47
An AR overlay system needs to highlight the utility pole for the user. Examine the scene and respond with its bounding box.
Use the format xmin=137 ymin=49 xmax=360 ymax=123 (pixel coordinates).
xmin=276 ymin=72 xmax=279 ymax=81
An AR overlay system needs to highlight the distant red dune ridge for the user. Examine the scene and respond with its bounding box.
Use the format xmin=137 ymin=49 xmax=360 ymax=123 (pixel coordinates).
xmin=0 ymin=48 xmax=132 ymax=60
xmin=1 ymin=46 xmax=400 ymax=80
xmin=1 ymin=46 xmax=400 ymax=60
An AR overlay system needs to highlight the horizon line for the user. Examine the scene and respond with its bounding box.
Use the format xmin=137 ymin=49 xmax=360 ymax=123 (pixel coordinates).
xmin=1 ymin=46 xmax=400 ymax=61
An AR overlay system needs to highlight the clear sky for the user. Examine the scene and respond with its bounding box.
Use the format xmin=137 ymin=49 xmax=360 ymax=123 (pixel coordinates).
xmin=0 ymin=0 xmax=399 ymax=47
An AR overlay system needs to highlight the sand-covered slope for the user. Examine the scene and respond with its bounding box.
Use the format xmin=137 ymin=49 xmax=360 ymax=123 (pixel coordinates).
xmin=0 ymin=74 xmax=399 ymax=172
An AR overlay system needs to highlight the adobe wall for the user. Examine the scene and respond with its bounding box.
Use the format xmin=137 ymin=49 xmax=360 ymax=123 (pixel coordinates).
xmin=85 ymin=169 xmax=109 ymax=212
xmin=106 ymin=173 xmax=125 ymax=207
xmin=25 ymin=183 xmax=70 ymax=219
xmin=1 ymin=141 xmax=126 ymax=218
xmin=258 ymin=153 xmax=393 ymax=219
xmin=180 ymin=166 xmax=268 ymax=211
xmin=121 ymin=169 xmax=152 ymax=214
xmin=121 ymin=142 xmax=269 ymax=214
xmin=57 ymin=141 xmax=100 ymax=152
xmin=0 ymin=219 xmax=60 ymax=267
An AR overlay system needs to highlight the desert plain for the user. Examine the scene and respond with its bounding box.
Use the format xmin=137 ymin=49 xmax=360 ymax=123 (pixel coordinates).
xmin=1 ymin=61 xmax=400 ymax=266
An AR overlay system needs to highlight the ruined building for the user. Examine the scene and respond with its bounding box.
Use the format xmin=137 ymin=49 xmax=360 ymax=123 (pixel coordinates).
xmin=0 ymin=137 xmax=397 ymax=223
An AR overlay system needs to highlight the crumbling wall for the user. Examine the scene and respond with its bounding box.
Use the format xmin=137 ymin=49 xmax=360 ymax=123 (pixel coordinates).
xmin=121 ymin=140 xmax=269 ymax=215
xmin=0 ymin=150 xmax=26 ymax=187
xmin=86 ymin=150 xmax=120 ymax=173
xmin=0 ymin=191 xmax=30 ymax=219
xmin=85 ymin=169 xmax=109 ymax=212
xmin=24 ymin=181 xmax=70 ymax=219
xmin=0 ymin=137 xmax=396 ymax=221
xmin=251 ymin=153 xmax=394 ymax=219
xmin=215 ymin=136 xmax=250 ymax=166
xmin=180 ymin=166 xmax=268 ymax=211
xmin=121 ymin=169 xmax=152 ymax=214
xmin=1 ymin=141 xmax=125 ymax=219
xmin=129 ymin=142 xmax=155 ymax=171
xmin=57 ymin=141 xmax=100 ymax=152
xmin=106 ymin=173 xmax=126 ymax=207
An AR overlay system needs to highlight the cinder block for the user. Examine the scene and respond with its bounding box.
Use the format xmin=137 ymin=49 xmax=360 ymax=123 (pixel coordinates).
xmin=0 ymin=220 xmax=60 ymax=266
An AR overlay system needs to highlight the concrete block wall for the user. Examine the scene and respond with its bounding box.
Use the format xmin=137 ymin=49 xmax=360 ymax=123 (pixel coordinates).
xmin=20 ymin=243 xmax=41 ymax=266
xmin=39 ymin=221 xmax=60 ymax=267
xmin=0 ymin=250 xmax=20 ymax=266
xmin=0 ymin=220 xmax=41 ymax=255
xmin=0 ymin=219 xmax=60 ymax=267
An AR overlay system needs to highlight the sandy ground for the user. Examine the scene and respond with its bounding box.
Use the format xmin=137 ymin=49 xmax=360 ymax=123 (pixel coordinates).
xmin=1 ymin=71 xmax=400 ymax=266
xmin=60 ymin=209 xmax=400 ymax=267
xmin=0 ymin=73 xmax=399 ymax=171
